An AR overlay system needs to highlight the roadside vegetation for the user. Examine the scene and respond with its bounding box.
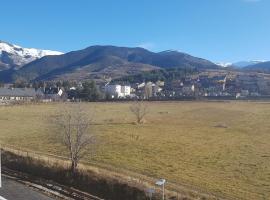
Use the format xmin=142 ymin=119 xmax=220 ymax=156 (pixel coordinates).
xmin=0 ymin=101 xmax=270 ymax=199
xmin=1 ymin=149 xmax=149 ymax=200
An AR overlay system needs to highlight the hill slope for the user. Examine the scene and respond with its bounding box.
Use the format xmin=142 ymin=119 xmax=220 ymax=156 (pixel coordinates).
xmin=243 ymin=61 xmax=270 ymax=73
xmin=1 ymin=45 xmax=219 ymax=82
xmin=233 ymin=60 xmax=267 ymax=68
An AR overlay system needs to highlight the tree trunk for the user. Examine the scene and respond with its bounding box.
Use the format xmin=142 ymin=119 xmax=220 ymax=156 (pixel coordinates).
xmin=71 ymin=159 xmax=77 ymax=173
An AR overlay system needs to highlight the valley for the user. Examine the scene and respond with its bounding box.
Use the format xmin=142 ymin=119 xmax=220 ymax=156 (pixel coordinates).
xmin=0 ymin=102 xmax=269 ymax=199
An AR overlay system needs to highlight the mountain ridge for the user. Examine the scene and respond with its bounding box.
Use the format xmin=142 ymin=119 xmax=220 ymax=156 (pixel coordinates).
xmin=0 ymin=42 xmax=219 ymax=83
xmin=0 ymin=40 xmax=63 ymax=71
xmin=243 ymin=61 xmax=270 ymax=73
xmin=216 ymin=60 xmax=268 ymax=68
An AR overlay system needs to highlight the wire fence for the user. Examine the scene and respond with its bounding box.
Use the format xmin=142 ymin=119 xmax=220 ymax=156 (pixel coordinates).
xmin=0 ymin=143 xmax=226 ymax=200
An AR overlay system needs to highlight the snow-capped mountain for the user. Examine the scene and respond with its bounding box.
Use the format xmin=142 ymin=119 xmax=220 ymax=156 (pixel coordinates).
xmin=215 ymin=62 xmax=233 ymax=68
xmin=0 ymin=40 xmax=63 ymax=70
xmin=232 ymin=60 xmax=268 ymax=68
xmin=216 ymin=60 xmax=268 ymax=68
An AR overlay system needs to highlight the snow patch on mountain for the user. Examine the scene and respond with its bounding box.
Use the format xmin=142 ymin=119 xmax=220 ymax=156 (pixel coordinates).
xmin=232 ymin=60 xmax=268 ymax=68
xmin=216 ymin=62 xmax=232 ymax=68
xmin=0 ymin=41 xmax=63 ymax=69
xmin=216 ymin=60 xmax=269 ymax=68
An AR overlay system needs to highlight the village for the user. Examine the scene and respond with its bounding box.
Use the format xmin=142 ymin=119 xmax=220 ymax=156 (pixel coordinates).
xmin=1 ymin=71 xmax=270 ymax=103
xmin=105 ymin=72 xmax=270 ymax=99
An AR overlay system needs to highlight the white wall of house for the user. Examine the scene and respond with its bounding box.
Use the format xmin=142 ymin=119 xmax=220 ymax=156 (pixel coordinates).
xmin=105 ymin=84 xmax=131 ymax=98
xmin=58 ymin=89 xmax=63 ymax=96
xmin=105 ymin=84 xmax=121 ymax=97
xmin=120 ymin=86 xmax=131 ymax=96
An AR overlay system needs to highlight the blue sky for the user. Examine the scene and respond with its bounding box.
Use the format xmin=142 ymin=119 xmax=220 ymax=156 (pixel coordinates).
xmin=1 ymin=0 xmax=269 ymax=62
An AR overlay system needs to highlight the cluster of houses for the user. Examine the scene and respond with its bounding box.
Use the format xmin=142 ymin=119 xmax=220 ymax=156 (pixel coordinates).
xmin=1 ymin=72 xmax=270 ymax=103
xmin=104 ymin=73 xmax=270 ymax=99
xmin=0 ymin=87 xmax=64 ymax=104
xmin=104 ymin=80 xmax=164 ymax=99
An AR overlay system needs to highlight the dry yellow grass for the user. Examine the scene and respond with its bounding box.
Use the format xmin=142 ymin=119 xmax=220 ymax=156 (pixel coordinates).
xmin=0 ymin=101 xmax=270 ymax=199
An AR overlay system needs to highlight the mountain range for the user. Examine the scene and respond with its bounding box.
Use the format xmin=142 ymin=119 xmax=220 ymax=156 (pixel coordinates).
xmin=0 ymin=41 xmax=219 ymax=83
xmin=243 ymin=61 xmax=270 ymax=73
xmin=216 ymin=60 xmax=268 ymax=68
xmin=1 ymin=40 xmax=269 ymax=83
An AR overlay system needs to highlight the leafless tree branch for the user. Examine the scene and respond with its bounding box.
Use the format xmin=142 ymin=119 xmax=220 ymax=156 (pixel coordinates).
xmin=56 ymin=103 xmax=96 ymax=173
xmin=130 ymin=100 xmax=149 ymax=124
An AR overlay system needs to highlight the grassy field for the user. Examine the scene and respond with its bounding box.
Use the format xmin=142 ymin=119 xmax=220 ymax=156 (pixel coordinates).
xmin=0 ymin=101 xmax=270 ymax=199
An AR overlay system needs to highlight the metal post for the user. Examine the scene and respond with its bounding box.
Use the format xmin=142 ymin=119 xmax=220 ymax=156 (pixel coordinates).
xmin=162 ymin=182 xmax=164 ymax=200
xmin=0 ymin=147 xmax=2 ymax=188
xmin=147 ymin=188 xmax=154 ymax=200
xmin=156 ymin=179 xmax=166 ymax=200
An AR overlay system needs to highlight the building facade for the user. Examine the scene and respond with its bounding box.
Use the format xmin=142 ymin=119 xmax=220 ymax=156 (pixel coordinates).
xmin=0 ymin=88 xmax=41 ymax=102
xmin=105 ymin=84 xmax=131 ymax=98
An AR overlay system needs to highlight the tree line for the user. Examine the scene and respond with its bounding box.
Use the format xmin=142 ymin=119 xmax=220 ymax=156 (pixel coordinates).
xmin=113 ymin=67 xmax=197 ymax=84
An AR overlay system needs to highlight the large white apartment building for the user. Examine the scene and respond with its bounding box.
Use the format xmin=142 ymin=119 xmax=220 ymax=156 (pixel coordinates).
xmin=105 ymin=84 xmax=131 ymax=98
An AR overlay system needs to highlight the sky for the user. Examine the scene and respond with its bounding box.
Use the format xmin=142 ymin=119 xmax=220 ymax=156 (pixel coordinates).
xmin=1 ymin=0 xmax=270 ymax=62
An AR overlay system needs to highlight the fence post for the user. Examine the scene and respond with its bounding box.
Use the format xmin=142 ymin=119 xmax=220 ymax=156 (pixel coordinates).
xmin=0 ymin=147 xmax=2 ymax=188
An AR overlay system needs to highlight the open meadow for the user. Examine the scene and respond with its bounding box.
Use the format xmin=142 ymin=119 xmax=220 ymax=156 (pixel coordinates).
xmin=0 ymin=101 xmax=270 ymax=199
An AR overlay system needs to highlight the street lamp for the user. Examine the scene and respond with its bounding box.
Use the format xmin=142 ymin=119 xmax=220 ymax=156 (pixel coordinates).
xmin=155 ymin=179 xmax=166 ymax=200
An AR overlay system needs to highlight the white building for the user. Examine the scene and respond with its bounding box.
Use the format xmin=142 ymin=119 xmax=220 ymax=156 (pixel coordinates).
xmin=121 ymin=85 xmax=131 ymax=96
xmin=105 ymin=84 xmax=131 ymax=98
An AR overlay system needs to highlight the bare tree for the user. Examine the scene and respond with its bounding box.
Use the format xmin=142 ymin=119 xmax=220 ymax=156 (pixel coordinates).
xmin=130 ymin=100 xmax=148 ymax=124
xmin=56 ymin=103 xmax=96 ymax=173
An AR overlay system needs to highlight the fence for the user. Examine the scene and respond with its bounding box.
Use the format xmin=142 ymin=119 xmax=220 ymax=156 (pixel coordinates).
xmin=0 ymin=143 xmax=225 ymax=200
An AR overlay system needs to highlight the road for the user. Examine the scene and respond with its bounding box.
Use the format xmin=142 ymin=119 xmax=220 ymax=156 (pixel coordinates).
xmin=0 ymin=176 xmax=54 ymax=200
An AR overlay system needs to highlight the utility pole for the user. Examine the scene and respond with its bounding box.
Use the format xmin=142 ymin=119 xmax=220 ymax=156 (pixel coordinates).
xmin=162 ymin=182 xmax=165 ymax=200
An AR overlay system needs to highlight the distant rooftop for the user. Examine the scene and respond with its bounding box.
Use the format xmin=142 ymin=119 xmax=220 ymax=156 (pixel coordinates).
xmin=0 ymin=88 xmax=39 ymax=97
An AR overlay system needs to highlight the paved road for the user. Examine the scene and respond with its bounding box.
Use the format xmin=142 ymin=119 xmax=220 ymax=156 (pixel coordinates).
xmin=0 ymin=176 xmax=54 ymax=200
